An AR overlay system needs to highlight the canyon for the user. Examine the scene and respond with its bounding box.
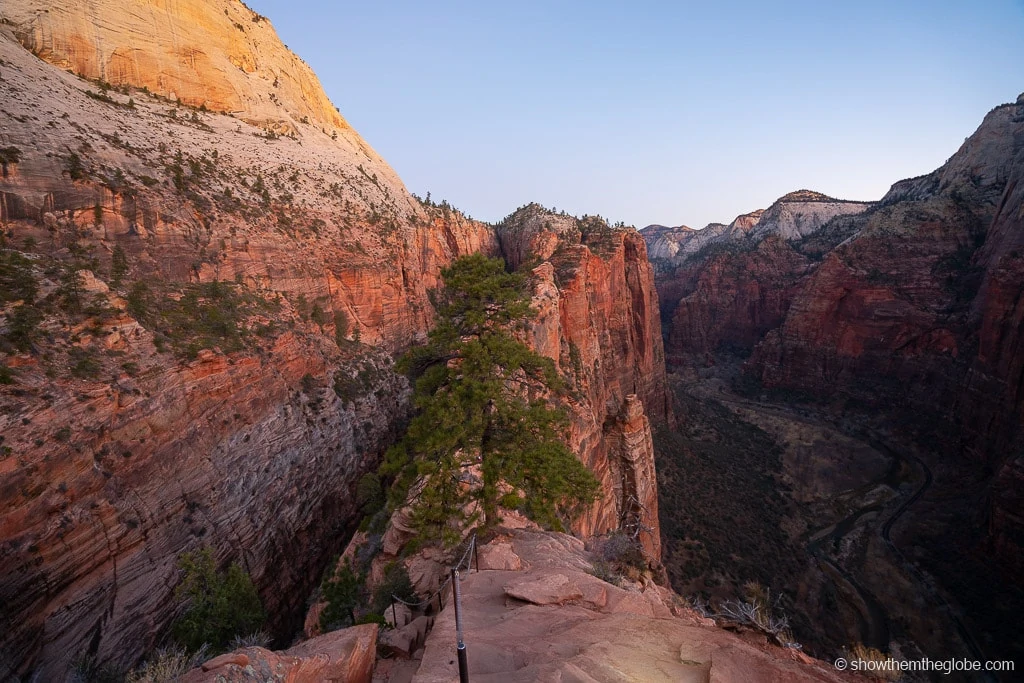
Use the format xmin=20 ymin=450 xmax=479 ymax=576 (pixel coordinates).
xmin=1 ymin=0 xmax=1021 ymax=681
xmin=646 ymin=96 xmax=1024 ymax=672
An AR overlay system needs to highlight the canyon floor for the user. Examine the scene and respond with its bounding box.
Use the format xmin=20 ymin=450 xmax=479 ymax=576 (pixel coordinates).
xmin=656 ymin=361 xmax=1024 ymax=681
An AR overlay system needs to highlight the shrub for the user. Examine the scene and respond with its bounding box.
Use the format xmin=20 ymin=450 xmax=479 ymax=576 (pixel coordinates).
xmin=66 ymin=153 xmax=87 ymax=180
xmin=69 ymin=348 xmax=101 ymax=379
xmin=4 ymin=303 xmax=44 ymax=352
xmin=370 ymin=561 xmax=417 ymax=615
xmin=320 ymin=558 xmax=362 ymax=631
xmin=125 ymin=644 xmax=210 ymax=683
xmin=111 ymin=246 xmax=128 ymax=284
xmin=126 ymin=281 xmax=150 ymax=319
xmin=0 ymin=249 xmax=38 ymax=303
xmin=598 ymin=531 xmax=646 ymax=574
xmin=716 ymin=582 xmax=795 ymax=646
xmin=356 ymin=472 xmax=384 ymax=516
xmin=844 ymin=643 xmax=900 ymax=681
xmin=171 ymin=548 xmax=265 ymax=652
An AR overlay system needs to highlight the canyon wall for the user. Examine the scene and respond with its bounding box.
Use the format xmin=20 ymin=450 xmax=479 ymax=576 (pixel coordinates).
xmin=645 ymin=192 xmax=871 ymax=364
xmin=0 ymin=8 xmax=496 ymax=677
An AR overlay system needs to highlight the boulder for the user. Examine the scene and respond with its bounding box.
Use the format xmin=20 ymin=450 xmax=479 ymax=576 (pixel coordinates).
xmin=504 ymin=573 xmax=582 ymax=606
xmin=477 ymin=542 xmax=522 ymax=571
xmin=182 ymin=623 xmax=377 ymax=683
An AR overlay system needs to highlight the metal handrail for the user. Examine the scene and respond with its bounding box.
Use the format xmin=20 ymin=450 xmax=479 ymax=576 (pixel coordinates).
xmin=389 ymin=533 xmax=476 ymax=610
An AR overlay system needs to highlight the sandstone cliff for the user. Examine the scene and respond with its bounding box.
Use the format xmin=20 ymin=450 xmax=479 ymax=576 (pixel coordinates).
xmin=0 ymin=11 xmax=496 ymax=678
xmin=498 ymin=204 xmax=672 ymax=559
xmin=751 ymin=102 xmax=1023 ymax=459
xmin=4 ymin=0 xmax=358 ymax=139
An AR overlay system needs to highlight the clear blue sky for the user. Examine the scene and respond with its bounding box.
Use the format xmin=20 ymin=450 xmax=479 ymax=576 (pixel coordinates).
xmin=247 ymin=0 xmax=1024 ymax=229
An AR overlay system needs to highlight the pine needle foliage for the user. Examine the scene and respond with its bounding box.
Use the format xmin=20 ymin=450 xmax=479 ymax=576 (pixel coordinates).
xmin=385 ymin=254 xmax=599 ymax=545
xmin=171 ymin=548 xmax=265 ymax=653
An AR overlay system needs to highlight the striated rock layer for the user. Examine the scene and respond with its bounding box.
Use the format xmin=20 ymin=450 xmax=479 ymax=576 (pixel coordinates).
xmin=498 ymin=205 xmax=672 ymax=560
xmin=0 ymin=7 xmax=673 ymax=678
xmin=4 ymin=0 xmax=358 ymax=138
xmin=0 ymin=13 xmax=495 ymax=679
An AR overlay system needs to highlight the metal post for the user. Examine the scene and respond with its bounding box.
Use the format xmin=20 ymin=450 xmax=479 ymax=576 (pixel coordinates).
xmin=391 ymin=596 xmax=398 ymax=627
xmin=451 ymin=569 xmax=469 ymax=683
xmin=473 ymin=538 xmax=479 ymax=573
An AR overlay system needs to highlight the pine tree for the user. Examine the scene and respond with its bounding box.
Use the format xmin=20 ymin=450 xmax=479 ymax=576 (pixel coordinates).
xmin=386 ymin=254 xmax=598 ymax=545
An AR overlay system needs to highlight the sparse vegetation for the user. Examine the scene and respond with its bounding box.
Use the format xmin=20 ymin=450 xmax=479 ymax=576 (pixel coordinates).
xmin=716 ymin=581 xmax=796 ymax=647
xmin=124 ymin=644 xmax=210 ymax=683
xmin=128 ymin=280 xmax=278 ymax=359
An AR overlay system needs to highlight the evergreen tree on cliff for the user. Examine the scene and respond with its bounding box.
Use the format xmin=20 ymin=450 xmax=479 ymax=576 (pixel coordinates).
xmin=384 ymin=254 xmax=598 ymax=544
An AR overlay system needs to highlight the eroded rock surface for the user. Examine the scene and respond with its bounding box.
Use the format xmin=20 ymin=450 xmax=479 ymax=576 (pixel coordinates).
xmin=412 ymin=529 xmax=861 ymax=683
xmin=182 ymin=623 xmax=377 ymax=683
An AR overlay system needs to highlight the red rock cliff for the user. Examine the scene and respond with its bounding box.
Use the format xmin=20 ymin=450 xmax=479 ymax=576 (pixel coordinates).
xmin=498 ymin=205 xmax=672 ymax=560
xmin=0 ymin=10 xmax=496 ymax=678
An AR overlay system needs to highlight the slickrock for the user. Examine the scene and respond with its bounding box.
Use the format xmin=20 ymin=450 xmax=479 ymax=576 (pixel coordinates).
xmin=476 ymin=542 xmax=522 ymax=571
xmin=182 ymin=623 xmax=378 ymax=683
xmin=412 ymin=530 xmax=861 ymax=683
xmin=504 ymin=573 xmax=583 ymax=605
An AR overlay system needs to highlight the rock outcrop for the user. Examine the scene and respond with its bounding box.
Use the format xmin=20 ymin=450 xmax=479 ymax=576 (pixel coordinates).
xmin=498 ymin=205 xmax=672 ymax=560
xmin=748 ymin=190 xmax=873 ymax=242
xmin=645 ymin=192 xmax=871 ymax=363
xmin=412 ymin=528 xmax=861 ymax=683
xmin=181 ymin=623 xmax=377 ymax=683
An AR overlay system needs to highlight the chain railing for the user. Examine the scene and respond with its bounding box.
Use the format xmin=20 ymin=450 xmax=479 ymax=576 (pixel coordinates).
xmin=388 ymin=533 xmax=478 ymax=620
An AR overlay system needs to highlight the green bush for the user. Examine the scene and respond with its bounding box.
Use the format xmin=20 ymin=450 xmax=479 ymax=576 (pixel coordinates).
xmin=0 ymin=249 xmax=37 ymax=303
xmin=319 ymin=558 xmax=362 ymax=632
xmin=371 ymin=561 xmax=417 ymax=615
xmin=171 ymin=548 xmax=265 ymax=652
xmin=111 ymin=246 xmax=128 ymax=284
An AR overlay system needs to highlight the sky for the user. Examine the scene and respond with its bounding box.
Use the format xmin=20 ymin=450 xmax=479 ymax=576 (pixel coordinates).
xmin=246 ymin=0 xmax=1024 ymax=229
